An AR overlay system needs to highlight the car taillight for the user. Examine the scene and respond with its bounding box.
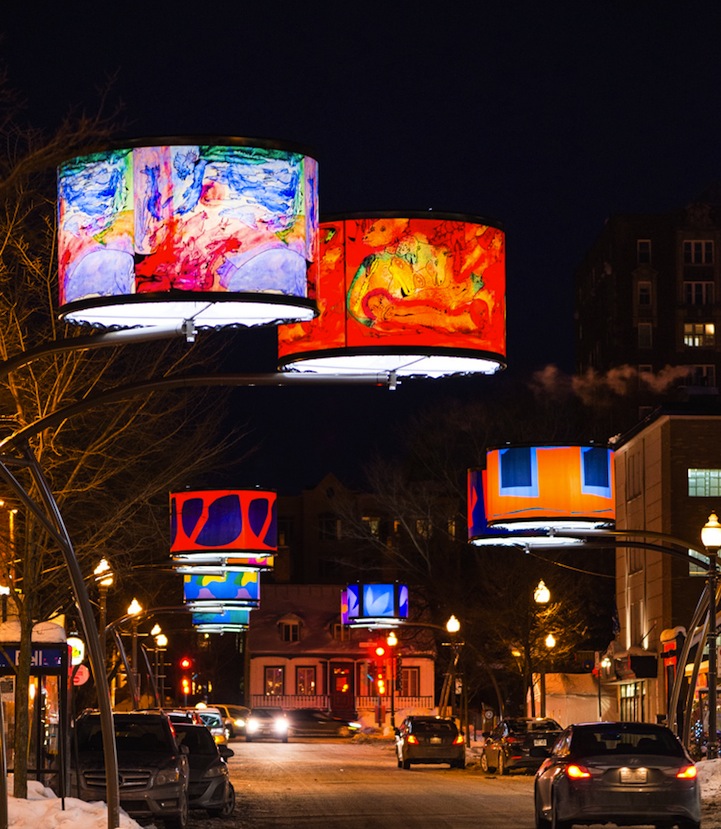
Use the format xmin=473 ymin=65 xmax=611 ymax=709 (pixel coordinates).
xmin=677 ymin=764 xmax=697 ymax=779
xmin=453 ymin=735 xmax=464 ymax=745
xmin=406 ymin=735 xmax=419 ymax=745
xmin=565 ymin=763 xmax=591 ymax=779
xmin=506 ymin=736 xmax=521 ymax=744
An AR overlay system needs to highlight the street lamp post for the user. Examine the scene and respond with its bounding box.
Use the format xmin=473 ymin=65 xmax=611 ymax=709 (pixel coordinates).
xmin=540 ymin=633 xmax=556 ymax=718
xmin=155 ymin=632 xmax=168 ymax=705
xmin=94 ymin=558 xmax=114 ymax=666
xmin=701 ymin=512 xmax=721 ymax=760
xmin=386 ymin=630 xmax=398 ymax=728
xmin=532 ymin=580 xmax=550 ymax=717
xmin=127 ymin=598 xmax=143 ymax=705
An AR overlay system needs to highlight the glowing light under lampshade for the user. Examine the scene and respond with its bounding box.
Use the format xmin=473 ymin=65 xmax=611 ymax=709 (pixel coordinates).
xmin=57 ymin=138 xmax=318 ymax=329
xmin=277 ymin=213 xmax=506 ymax=378
xmin=170 ymin=488 xmax=277 ymax=561
xmin=183 ymin=568 xmax=260 ymax=609
xmin=468 ymin=445 xmax=615 ymax=547
xmin=192 ymin=607 xmax=251 ymax=633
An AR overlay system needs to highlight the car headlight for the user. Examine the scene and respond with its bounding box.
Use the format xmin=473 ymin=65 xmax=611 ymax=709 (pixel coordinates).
xmin=203 ymin=764 xmax=227 ymax=779
xmin=247 ymin=719 xmax=259 ymax=733
xmin=234 ymin=718 xmax=246 ymax=728
xmin=155 ymin=766 xmax=181 ymax=786
xmin=274 ymin=719 xmax=289 ymax=733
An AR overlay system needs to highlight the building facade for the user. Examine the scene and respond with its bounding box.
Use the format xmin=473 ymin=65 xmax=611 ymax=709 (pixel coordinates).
xmin=245 ymin=583 xmax=437 ymax=729
xmin=575 ymin=192 xmax=721 ymax=404
xmin=610 ymin=407 xmax=721 ymax=733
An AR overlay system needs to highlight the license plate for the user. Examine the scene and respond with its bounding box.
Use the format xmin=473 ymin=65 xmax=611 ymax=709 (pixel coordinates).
xmin=620 ymin=767 xmax=647 ymax=783
xmin=534 ymin=739 xmax=547 ymax=746
xmin=430 ymin=737 xmax=442 ymax=744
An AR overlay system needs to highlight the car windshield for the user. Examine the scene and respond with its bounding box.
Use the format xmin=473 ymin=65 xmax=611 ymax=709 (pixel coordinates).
xmin=507 ymin=719 xmax=561 ymax=733
xmin=76 ymin=716 xmax=170 ymax=753
xmin=175 ymin=725 xmax=218 ymax=756
xmin=571 ymin=725 xmax=684 ymax=756
xmin=412 ymin=720 xmax=456 ymax=734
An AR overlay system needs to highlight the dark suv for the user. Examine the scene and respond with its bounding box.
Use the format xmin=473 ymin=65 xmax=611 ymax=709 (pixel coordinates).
xmin=394 ymin=715 xmax=465 ymax=769
xmin=481 ymin=716 xmax=563 ymax=775
xmin=71 ymin=711 xmax=190 ymax=829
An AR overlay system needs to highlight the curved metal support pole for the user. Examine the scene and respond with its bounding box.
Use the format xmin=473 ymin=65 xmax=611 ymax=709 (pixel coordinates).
xmin=111 ymin=629 xmax=138 ymax=710
xmin=668 ymin=589 xmax=708 ymax=737
xmin=0 ymin=447 xmax=121 ymax=829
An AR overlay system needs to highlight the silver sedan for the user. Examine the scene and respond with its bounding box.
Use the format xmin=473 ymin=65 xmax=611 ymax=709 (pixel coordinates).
xmin=534 ymin=721 xmax=701 ymax=829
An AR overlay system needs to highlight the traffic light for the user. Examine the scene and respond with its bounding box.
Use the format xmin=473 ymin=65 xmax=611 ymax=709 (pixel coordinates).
xmin=178 ymin=656 xmax=193 ymax=671
xmin=180 ymin=676 xmax=191 ymax=696
xmin=376 ymin=667 xmax=386 ymax=696
xmin=374 ymin=644 xmax=386 ymax=659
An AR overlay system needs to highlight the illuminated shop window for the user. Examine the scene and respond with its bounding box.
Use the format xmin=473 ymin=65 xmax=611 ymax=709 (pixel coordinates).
xmin=296 ymin=666 xmax=316 ymax=695
xmin=688 ymin=468 xmax=721 ymax=497
xmin=264 ymin=667 xmax=284 ymax=696
xmin=683 ymin=240 xmax=714 ymax=264
xmin=499 ymin=447 xmax=539 ymax=497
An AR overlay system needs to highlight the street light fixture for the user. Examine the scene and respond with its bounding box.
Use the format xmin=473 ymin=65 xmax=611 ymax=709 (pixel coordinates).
xmin=534 ymin=580 xmax=551 ymax=605
xmin=700 ymin=511 xmax=721 ymax=760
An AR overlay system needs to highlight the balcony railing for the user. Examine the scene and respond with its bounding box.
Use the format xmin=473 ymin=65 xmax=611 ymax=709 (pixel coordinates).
xmin=249 ymin=694 xmax=435 ymax=712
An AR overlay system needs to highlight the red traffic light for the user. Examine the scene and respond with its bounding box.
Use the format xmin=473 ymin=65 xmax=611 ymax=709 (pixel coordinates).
xmin=179 ymin=656 xmax=193 ymax=670
xmin=374 ymin=645 xmax=386 ymax=658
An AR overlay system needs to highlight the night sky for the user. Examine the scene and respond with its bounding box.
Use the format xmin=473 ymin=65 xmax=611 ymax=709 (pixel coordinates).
xmin=3 ymin=4 xmax=721 ymax=492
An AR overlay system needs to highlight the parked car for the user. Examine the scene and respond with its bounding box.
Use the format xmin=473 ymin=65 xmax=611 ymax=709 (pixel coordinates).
xmin=71 ymin=710 xmax=189 ymax=829
xmin=186 ymin=706 xmax=228 ymax=744
xmin=534 ymin=721 xmax=701 ymax=829
xmin=394 ymin=715 xmax=465 ymax=769
xmin=208 ymin=703 xmax=251 ymax=738
xmin=481 ymin=717 xmax=563 ymax=775
xmin=245 ymin=707 xmax=289 ymax=742
xmin=174 ymin=722 xmax=235 ymax=818
xmin=286 ymin=708 xmax=362 ymax=738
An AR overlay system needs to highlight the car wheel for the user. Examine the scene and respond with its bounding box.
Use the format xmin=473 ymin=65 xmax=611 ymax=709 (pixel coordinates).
xmin=400 ymin=751 xmax=411 ymax=770
xmin=246 ymin=734 xmax=253 ymax=742
xmin=498 ymin=751 xmax=509 ymax=775
xmin=282 ymin=735 xmax=288 ymax=743
xmin=338 ymin=726 xmax=350 ymax=738
xmin=480 ymin=750 xmax=496 ymax=774
xmin=207 ymin=782 xmax=235 ymax=819
xmin=163 ymin=792 xmax=189 ymax=829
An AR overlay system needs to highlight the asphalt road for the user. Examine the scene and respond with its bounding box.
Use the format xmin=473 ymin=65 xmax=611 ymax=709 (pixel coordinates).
xmin=190 ymin=737 xmax=537 ymax=829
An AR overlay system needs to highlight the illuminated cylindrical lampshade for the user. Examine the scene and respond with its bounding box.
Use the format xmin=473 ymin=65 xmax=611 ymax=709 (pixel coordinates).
xmin=57 ymin=138 xmax=318 ymax=329
xmin=170 ymin=488 xmax=277 ymax=563
xmin=469 ymin=445 xmax=615 ymax=546
xmin=183 ymin=568 xmax=260 ymax=609
xmin=278 ymin=212 xmax=506 ymax=377
xmin=192 ymin=607 xmax=251 ymax=633
xmin=342 ymin=582 xmax=409 ymax=626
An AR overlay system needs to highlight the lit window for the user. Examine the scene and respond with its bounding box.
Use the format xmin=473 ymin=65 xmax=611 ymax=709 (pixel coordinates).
xmin=638 ymin=323 xmax=653 ymax=348
xmin=689 ymin=548 xmax=710 ymax=576
xmin=688 ymin=468 xmax=721 ymax=497
xmin=296 ymin=666 xmax=316 ymax=695
xmin=684 ymin=240 xmax=714 ymax=264
xmin=637 ymin=239 xmax=651 ymax=264
xmin=264 ymin=667 xmax=284 ymax=696
xmin=684 ymin=322 xmax=715 ymax=347
xmin=362 ymin=516 xmax=381 ymax=537
xmin=684 ymin=281 xmax=714 ymax=305
xmin=415 ymin=519 xmax=432 ymax=539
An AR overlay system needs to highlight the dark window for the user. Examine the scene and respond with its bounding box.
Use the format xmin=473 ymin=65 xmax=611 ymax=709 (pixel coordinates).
xmin=636 ymin=240 xmax=651 ymax=264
